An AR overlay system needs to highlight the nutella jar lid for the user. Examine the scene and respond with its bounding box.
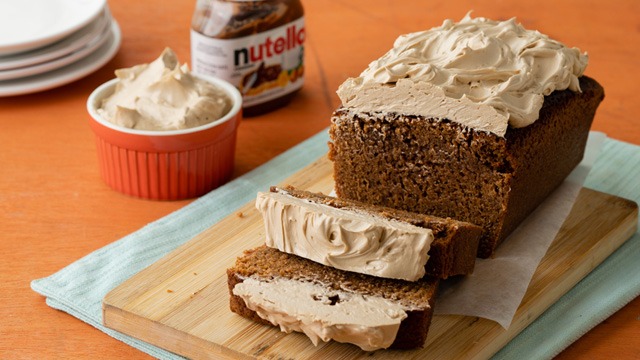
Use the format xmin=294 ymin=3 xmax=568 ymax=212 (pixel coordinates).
xmin=191 ymin=0 xmax=305 ymax=116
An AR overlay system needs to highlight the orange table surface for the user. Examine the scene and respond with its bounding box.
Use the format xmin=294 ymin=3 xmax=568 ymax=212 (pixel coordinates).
xmin=1 ymin=0 xmax=639 ymax=359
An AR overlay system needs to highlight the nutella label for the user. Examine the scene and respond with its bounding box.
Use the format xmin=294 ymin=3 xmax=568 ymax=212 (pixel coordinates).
xmin=191 ymin=17 xmax=305 ymax=107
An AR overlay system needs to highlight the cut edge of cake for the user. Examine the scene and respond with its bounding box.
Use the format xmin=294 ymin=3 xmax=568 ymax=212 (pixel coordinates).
xmin=329 ymin=76 xmax=604 ymax=258
xmin=227 ymin=245 xmax=439 ymax=350
xmin=268 ymin=185 xmax=482 ymax=279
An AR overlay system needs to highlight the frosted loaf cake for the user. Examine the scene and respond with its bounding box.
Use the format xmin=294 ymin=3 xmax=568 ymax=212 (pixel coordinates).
xmin=329 ymin=14 xmax=605 ymax=257
xmin=226 ymin=14 xmax=606 ymax=352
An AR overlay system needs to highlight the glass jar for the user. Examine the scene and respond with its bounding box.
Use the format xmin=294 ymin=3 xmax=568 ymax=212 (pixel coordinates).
xmin=191 ymin=0 xmax=305 ymax=116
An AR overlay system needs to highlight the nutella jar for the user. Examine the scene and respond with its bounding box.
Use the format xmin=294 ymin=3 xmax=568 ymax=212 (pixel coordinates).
xmin=191 ymin=0 xmax=305 ymax=116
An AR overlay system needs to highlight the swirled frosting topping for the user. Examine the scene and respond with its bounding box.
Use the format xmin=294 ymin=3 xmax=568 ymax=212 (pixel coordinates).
xmin=255 ymin=191 xmax=433 ymax=281
xmin=98 ymin=48 xmax=232 ymax=131
xmin=233 ymin=276 xmax=409 ymax=351
xmin=337 ymin=13 xmax=588 ymax=136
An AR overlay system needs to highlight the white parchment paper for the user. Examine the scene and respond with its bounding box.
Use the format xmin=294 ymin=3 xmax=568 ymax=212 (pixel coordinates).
xmin=434 ymin=132 xmax=607 ymax=328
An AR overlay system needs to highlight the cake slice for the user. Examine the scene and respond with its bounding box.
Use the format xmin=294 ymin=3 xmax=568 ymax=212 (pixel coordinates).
xmin=257 ymin=185 xmax=482 ymax=280
xmin=227 ymin=245 xmax=439 ymax=350
xmin=328 ymin=14 xmax=605 ymax=258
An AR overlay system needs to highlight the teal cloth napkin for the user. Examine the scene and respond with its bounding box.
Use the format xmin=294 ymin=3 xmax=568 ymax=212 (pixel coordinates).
xmin=31 ymin=130 xmax=640 ymax=360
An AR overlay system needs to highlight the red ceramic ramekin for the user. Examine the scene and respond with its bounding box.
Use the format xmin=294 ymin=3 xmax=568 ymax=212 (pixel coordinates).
xmin=87 ymin=76 xmax=242 ymax=200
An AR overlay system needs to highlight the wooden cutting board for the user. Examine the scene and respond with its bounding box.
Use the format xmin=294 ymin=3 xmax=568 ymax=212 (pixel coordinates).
xmin=103 ymin=155 xmax=638 ymax=360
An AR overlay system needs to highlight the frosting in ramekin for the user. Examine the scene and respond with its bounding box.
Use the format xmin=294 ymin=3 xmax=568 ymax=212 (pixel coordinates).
xmin=98 ymin=48 xmax=232 ymax=131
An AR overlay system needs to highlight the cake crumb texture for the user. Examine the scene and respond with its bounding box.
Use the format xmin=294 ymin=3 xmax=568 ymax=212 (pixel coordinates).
xmin=273 ymin=185 xmax=482 ymax=278
xmin=329 ymin=76 xmax=604 ymax=257
xmin=227 ymin=245 xmax=439 ymax=349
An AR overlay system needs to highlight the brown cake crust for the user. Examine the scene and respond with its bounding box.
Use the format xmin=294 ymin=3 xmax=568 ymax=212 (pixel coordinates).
xmin=271 ymin=185 xmax=482 ymax=279
xmin=329 ymin=76 xmax=604 ymax=258
xmin=227 ymin=245 xmax=439 ymax=349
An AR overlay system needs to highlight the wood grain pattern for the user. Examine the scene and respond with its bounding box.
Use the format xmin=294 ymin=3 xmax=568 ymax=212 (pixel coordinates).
xmin=103 ymin=156 xmax=638 ymax=360
xmin=3 ymin=1 xmax=639 ymax=359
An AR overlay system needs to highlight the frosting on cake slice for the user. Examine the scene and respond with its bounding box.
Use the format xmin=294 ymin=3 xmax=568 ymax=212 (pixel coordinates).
xmin=227 ymin=245 xmax=440 ymax=350
xmin=256 ymin=190 xmax=433 ymax=281
xmin=233 ymin=275 xmax=415 ymax=351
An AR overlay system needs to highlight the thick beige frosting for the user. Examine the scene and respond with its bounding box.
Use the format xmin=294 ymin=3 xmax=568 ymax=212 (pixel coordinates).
xmin=337 ymin=13 xmax=588 ymax=136
xmin=233 ymin=276 xmax=410 ymax=351
xmin=255 ymin=191 xmax=433 ymax=281
xmin=98 ymin=48 xmax=231 ymax=131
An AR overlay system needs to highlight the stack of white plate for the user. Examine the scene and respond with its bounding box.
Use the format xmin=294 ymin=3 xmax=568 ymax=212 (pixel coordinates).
xmin=0 ymin=0 xmax=121 ymax=96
